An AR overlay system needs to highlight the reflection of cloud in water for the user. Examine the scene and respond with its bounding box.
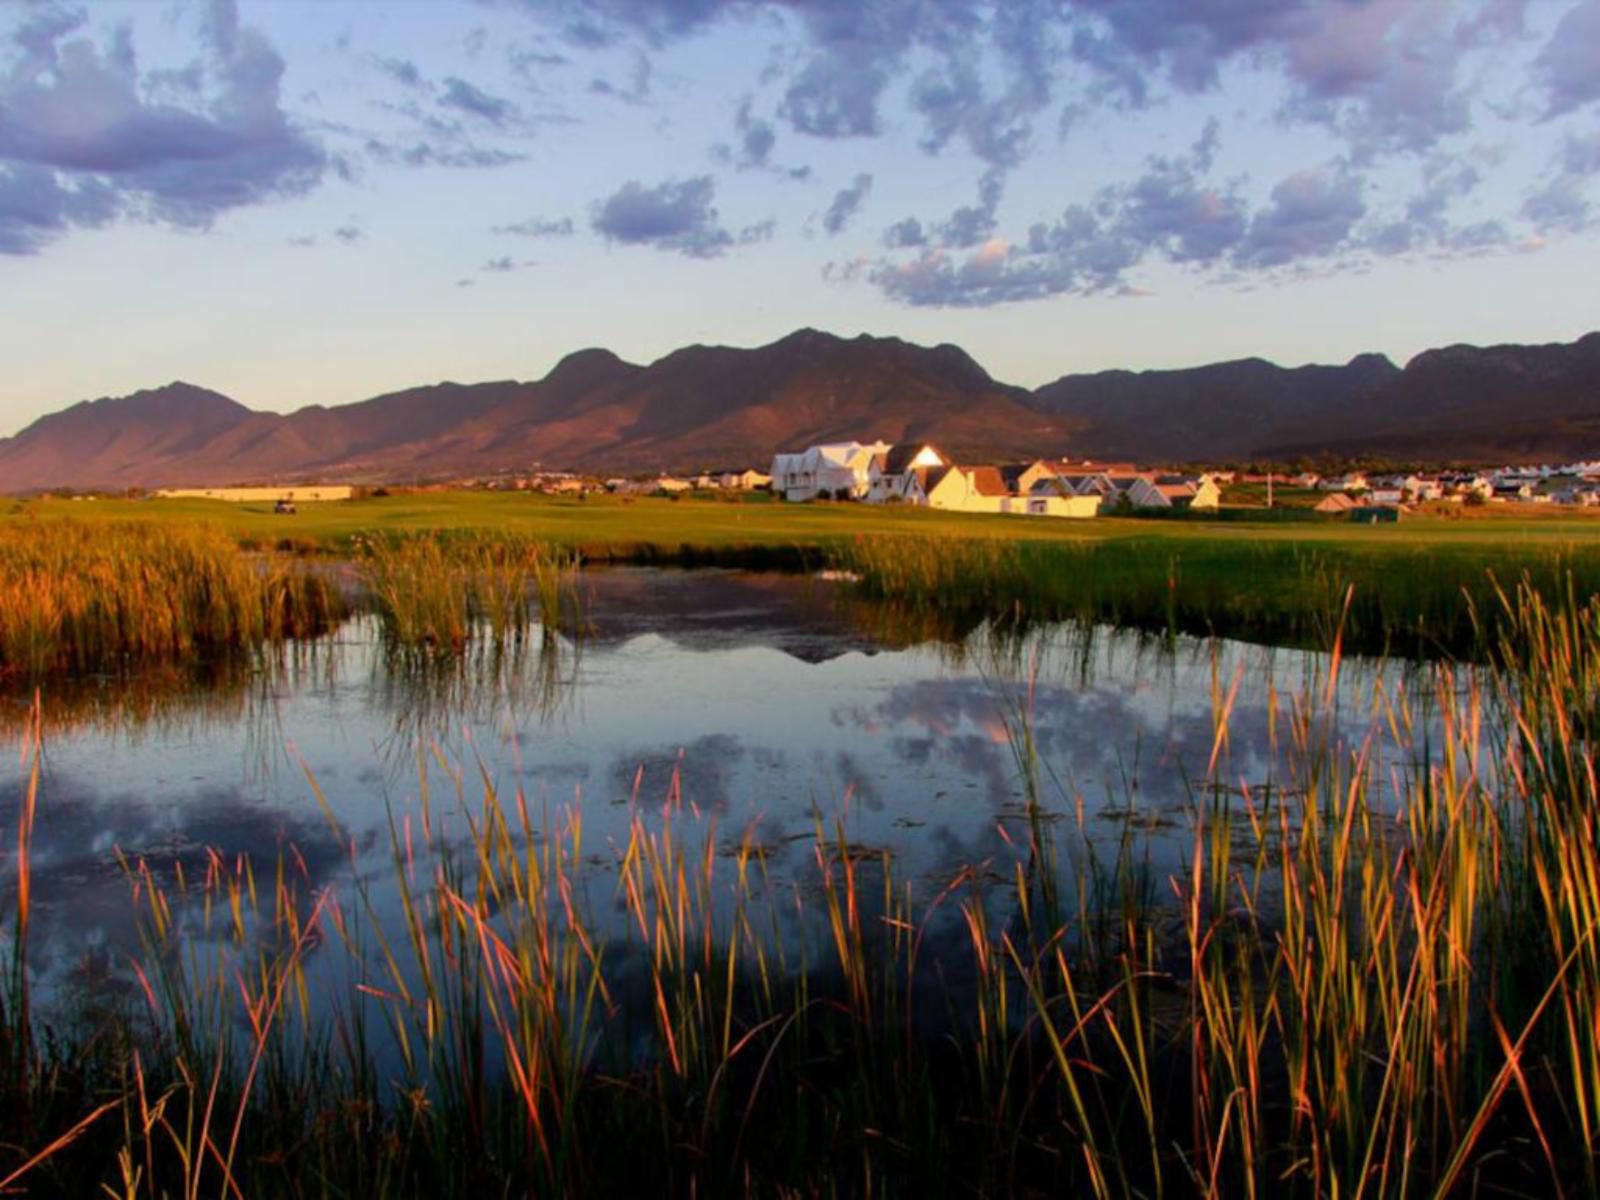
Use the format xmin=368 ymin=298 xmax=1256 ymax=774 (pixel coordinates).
xmin=609 ymin=733 xmax=745 ymax=811
xmin=0 ymin=770 xmax=349 ymax=983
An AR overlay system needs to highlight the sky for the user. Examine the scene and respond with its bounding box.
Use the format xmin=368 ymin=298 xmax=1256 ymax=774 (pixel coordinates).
xmin=2 ymin=0 xmax=1599 ymax=433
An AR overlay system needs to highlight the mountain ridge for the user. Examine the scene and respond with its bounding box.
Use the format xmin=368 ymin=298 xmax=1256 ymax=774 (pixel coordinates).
xmin=2 ymin=329 xmax=1597 ymax=491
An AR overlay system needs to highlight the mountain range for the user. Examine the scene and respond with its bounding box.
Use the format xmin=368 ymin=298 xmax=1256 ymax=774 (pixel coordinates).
xmin=2 ymin=328 xmax=1597 ymax=492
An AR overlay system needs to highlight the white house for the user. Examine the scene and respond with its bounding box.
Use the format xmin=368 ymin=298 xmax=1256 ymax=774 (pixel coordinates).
xmin=769 ymin=441 xmax=892 ymax=501
xmin=866 ymin=444 xmax=952 ymax=502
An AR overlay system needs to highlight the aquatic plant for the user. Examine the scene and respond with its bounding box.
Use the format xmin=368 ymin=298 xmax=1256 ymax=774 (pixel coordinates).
xmin=0 ymin=521 xmax=343 ymax=677
xmin=8 ymin=581 xmax=1600 ymax=1193
xmin=357 ymin=533 xmax=579 ymax=653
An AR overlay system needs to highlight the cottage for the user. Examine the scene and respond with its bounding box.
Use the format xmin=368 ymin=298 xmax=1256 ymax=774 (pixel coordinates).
xmin=769 ymin=441 xmax=891 ymax=501
xmin=1314 ymin=493 xmax=1357 ymax=515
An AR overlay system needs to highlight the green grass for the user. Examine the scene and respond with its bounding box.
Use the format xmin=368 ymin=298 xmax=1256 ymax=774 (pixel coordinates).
xmin=17 ymin=490 xmax=1600 ymax=557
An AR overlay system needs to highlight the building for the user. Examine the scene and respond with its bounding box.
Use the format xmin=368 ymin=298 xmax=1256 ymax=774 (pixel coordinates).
xmin=865 ymin=444 xmax=952 ymax=502
xmin=1019 ymin=478 xmax=1102 ymax=518
xmin=901 ymin=464 xmax=1011 ymax=513
xmin=769 ymin=441 xmax=891 ymax=501
xmin=155 ymin=486 xmax=355 ymax=502
xmin=718 ymin=468 xmax=771 ymax=490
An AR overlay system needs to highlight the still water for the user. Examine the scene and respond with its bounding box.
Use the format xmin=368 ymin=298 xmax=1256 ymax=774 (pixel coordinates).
xmin=2 ymin=568 xmax=1416 ymax=1008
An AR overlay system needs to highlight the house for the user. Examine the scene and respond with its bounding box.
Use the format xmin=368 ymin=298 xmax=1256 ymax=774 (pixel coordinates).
xmin=901 ymin=464 xmax=1011 ymax=513
xmin=769 ymin=441 xmax=892 ymax=501
xmin=1154 ymin=474 xmax=1221 ymax=510
xmin=155 ymin=485 xmax=355 ymax=503
xmin=1020 ymin=478 xmax=1102 ymax=518
xmin=1367 ymin=488 xmax=1405 ymax=506
xmin=718 ymin=468 xmax=771 ymax=490
xmin=1314 ymin=493 xmax=1357 ymax=515
xmin=654 ymin=476 xmax=693 ymax=495
xmin=866 ymin=444 xmax=952 ymax=503
xmin=1320 ymin=473 xmax=1368 ymax=492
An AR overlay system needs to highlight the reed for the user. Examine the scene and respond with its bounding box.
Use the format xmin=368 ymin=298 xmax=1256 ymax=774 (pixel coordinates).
xmin=0 ymin=521 xmax=343 ymax=678
xmin=9 ymin=581 xmax=1600 ymax=1193
xmin=357 ymin=533 xmax=579 ymax=653
xmin=833 ymin=532 xmax=1600 ymax=656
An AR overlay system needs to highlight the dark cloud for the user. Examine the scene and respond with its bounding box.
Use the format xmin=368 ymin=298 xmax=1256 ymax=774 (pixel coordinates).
xmin=1235 ymin=166 xmax=1366 ymax=268
xmin=590 ymin=174 xmax=734 ymax=256
xmin=0 ymin=163 xmax=118 ymax=255
xmin=439 ymin=76 xmax=518 ymax=125
xmin=823 ymin=172 xmax=872 ymax=235
xmin=333 ymin=224 xmax=362 ymax=244
xmin=937 ymin=168 xmax=1005 ymax=248
xmin=0 ymin=0 xmax=327 ymax=253
xmin=483 ymin=254 xmax=516 ymax=271
xmin=494 ymin=215 xmax=576 ymax=236
xmin=1536 ymin=0 xmax=1600 ymax=116
xmin=883 ymin=216 xmax=926 ymax=249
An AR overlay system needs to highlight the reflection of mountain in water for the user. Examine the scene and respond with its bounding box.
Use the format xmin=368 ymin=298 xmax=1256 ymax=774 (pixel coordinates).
xmin=577 ymin=568 xmax=893 ymax=663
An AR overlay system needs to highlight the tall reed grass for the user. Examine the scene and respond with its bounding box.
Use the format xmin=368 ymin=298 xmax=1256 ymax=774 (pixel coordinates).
xmin=0 ymin=521 xmax=343 ymax=677
xmin=358 ymin=534 xmax=579 ymax=652
xmin=834 ymin=533 xmax=1600 ymax=656
xmin=8 ymin=581 xmax=1600 ymax=1194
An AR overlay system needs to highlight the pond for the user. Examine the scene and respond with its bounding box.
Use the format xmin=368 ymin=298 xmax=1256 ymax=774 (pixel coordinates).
xmin=2 ymin=566 xmax=1422 ymax=1015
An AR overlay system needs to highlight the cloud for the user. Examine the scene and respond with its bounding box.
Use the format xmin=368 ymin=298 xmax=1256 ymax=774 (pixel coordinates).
xmin=483 ymin=254 xmax=516 ymax=271
xmin=1523 ymin=128 xmax=1600 ymax=232
xmin=374 ymin=56 xmax=425 ymax=89
xmin=439 ymin=76 xmax=518 ymax=125
xmin=1235 ymin=166 xmax=1367 ymax=268
xmin=364 ymin=140 xmax=523 ymax=169
xmin=494 ymin=215 xmax=576 ymax=237
xmin=0 ymin=0 xmax=327 ymax=252
xmin=1536 ymin=0 xmax=1600 ymax=116
xmin=590 ymin=174 xmax=734 ymax=256
xmin=823 ymin=172 xmax=872 ymax=235
xmin=883 ymin=217 xmax=926 ymax=249
xmin=332 ymin=223 xmax=362 ymax=243
xmin=0 ymin=162 xmax=118 ymax=255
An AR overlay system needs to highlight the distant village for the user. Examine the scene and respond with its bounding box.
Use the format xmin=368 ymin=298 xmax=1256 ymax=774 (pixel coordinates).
xmin=143 ymin=447 xmax=1600 ymax=519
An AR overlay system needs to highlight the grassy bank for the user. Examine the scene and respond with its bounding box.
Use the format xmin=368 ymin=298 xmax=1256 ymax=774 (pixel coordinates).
xmin=5 ymin=583 xmax=1600 ymax=1194
xmin=0 ymin=522 xmax=342 ymax=678
xmin=836 ymin=533 xmax=1600 ymax=656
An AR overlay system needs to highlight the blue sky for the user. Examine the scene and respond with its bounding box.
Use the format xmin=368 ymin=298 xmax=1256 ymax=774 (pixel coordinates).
xmin=3 ymin=0 xmax=1599 ymax=432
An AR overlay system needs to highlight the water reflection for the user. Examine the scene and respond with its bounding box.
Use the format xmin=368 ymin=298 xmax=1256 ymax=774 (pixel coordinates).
xmin=1 ymin=567 xmax=1417 ymax=1011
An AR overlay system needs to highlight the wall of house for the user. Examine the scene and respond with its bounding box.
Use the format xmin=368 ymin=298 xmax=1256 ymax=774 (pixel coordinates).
xmin=155 ymin=486 xmax=355 ymax=502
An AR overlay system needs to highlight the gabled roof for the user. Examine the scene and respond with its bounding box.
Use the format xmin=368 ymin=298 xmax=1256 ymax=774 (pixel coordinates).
xmin=967 ymin=465 xmax=1011 ymax=497
xmin=881 ymin=443 xmax=948 ymax=474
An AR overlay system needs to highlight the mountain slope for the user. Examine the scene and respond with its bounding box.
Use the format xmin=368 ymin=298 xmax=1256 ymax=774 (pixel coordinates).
xmin=3 ymin=329 xmax=1598 ymax=491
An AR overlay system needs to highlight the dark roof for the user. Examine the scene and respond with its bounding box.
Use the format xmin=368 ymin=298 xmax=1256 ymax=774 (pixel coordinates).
xmin=882 ymin=443 xmax=948 ymax=474
xmin=910 ymin=465 xmax=955 ymax=493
